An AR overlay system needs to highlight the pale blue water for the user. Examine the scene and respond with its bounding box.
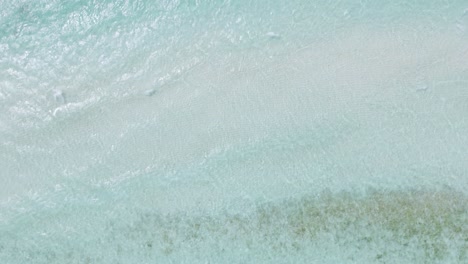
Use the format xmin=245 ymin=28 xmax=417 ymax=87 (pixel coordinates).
xmin=1 ymin=0 xmax=468 ymax=263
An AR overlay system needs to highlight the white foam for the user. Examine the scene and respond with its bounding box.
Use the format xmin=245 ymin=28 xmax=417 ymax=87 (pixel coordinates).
xmin=51 ymin=96 xmax=100 ymax=117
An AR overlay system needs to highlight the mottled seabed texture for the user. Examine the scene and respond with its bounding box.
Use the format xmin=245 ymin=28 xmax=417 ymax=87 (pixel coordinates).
xmin=0 ymin=0 xmax=467 ymax=263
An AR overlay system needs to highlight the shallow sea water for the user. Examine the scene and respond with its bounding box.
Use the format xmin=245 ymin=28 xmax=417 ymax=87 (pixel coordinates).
xmin=0 ymin=0 xmax=467 ymax=263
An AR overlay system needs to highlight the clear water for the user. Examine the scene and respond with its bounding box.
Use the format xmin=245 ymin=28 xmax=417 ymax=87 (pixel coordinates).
xmin=1 ymin=0 xmax=467 ymax=263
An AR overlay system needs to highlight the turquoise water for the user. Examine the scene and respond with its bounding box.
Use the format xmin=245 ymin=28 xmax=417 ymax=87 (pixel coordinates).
xmin=1 ymin=0 xmax=468 ymax=263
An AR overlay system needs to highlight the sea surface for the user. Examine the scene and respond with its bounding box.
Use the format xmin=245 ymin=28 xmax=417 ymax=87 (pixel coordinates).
xmin=1 ymin=0 xmax=467 ymax=263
